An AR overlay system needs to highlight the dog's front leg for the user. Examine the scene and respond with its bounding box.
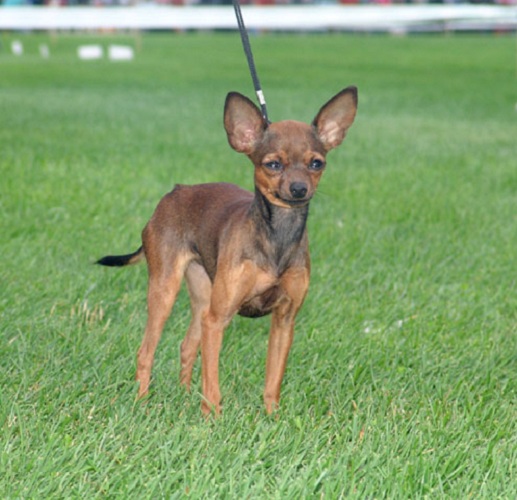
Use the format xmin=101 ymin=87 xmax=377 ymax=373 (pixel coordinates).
xmin=200 ymin=310 xmax=226 ymax=416
xmin=200 ymin=261 xmax=258 ymax=416
xmin=264 ymin=267 xmax=309 ymax=414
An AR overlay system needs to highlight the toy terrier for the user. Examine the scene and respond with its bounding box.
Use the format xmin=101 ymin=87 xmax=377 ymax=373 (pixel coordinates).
xmin=97 ymin=87 xmax=358 ymax=415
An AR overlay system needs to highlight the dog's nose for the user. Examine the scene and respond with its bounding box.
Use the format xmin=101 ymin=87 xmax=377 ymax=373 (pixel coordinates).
xmin=290 ymin=182 xmax=308 ymax=199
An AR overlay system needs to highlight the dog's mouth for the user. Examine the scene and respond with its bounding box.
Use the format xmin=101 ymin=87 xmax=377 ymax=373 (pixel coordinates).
xmin=275 ymin=194 xmax=311 ymax=207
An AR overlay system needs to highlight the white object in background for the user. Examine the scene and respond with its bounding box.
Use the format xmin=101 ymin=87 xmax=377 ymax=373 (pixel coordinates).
xmin=77 ymin=45 xmax=103 ymax=60
xmin=11 ymin=40 xmax=23 ymax=56
xmin=108 ymin=45 xmax=134 ymax=62
xmin=39 ymin=44 xmax=50 ymax=59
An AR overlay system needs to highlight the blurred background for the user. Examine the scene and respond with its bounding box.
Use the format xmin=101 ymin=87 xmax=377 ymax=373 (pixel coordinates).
xmin=1 ymin=0 xmax=515 ymax=34
xmin=1 ymin=0 xmax=516 ymax=5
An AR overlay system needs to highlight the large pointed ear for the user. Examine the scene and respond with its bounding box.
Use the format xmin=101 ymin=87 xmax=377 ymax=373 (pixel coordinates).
xmin=224 ymin=92 xmax=267 ymax=154
xmin=312 ymin=86 xmax=358 ymax=152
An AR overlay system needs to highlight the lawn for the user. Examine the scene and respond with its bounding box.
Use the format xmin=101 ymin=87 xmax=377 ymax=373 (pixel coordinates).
xmin=1 ymin=31 xmax=516 ymax=497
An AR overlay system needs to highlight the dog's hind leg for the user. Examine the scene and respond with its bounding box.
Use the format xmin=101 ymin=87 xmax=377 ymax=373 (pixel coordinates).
xmin=180 ymin=262 xmax=212 ymax=391
xmin=136 ymin=250 xmax=190 ymax=399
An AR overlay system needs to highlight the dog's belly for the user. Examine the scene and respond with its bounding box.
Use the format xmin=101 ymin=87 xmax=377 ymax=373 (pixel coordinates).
xmin=238 ymin=286 xmax=281 ymax=318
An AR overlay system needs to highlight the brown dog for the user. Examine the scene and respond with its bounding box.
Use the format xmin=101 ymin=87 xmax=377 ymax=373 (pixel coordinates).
xmin=97 ymin=88 xmax=357 ymax=415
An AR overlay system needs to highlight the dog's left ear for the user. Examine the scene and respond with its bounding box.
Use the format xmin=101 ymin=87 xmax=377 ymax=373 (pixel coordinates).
xmin=224 ymin=92 xmax=268 ymax=155
xmin=312 ymin=86 xmax=358 ymax=152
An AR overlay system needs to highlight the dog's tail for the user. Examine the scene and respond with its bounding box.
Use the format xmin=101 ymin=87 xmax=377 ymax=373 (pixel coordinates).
xmin=96 ymin=246 xmax=144 ymax=267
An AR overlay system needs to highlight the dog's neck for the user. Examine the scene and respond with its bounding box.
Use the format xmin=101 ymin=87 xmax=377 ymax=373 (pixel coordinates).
xmin=249 ymin=188 xmax=309 ymax=273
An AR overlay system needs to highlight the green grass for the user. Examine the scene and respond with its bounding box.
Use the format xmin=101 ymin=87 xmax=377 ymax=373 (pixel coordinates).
xmin=1 ymin=31 xmax=516 ymax=497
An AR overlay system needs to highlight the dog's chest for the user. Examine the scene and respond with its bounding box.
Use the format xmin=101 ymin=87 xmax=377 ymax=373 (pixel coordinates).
xmin=237 ymin=264 xmax=294 ymax=318
xmin=253 ymin=222 xmax=308 ymax=277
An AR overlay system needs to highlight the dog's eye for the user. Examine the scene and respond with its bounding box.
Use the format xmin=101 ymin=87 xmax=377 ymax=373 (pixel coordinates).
xmin=264 ymin=161 xmax=283 ymax=171
xmin=309 ymin=159 xmax=325 ymax=171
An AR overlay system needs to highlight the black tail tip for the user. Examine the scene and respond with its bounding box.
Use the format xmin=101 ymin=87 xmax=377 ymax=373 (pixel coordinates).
xmin=96 ymin=255 xmax=127 ymax=267
xmin=95 ymin=247 xmax=143 ymax=267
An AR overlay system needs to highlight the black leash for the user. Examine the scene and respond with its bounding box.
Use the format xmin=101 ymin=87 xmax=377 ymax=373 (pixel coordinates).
xmin=232 ymin=0 xmax=270 ymax=123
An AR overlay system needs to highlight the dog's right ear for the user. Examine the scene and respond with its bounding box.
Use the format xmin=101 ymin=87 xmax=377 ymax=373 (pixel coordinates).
xmin=224 ymin=92 xmax=267 ymax=155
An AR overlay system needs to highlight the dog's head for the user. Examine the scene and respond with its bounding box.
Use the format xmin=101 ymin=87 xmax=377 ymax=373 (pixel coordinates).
xmin=224 ymin=87 xmax=358 ymax=208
